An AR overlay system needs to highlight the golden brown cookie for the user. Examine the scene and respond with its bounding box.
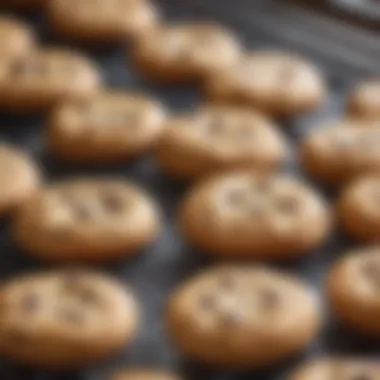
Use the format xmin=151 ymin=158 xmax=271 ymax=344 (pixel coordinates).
xmin=0 ymin=16 xmax=35 ymax=62
xmin=0 ymin=144 xmax=41 ymax=215
xmin=133 ymin=22 xmax=241 ymax=84
xmin=0 ymin=48 xmax=102 ymax=112
xmin=290 ymin=358 xmax=380 ymax=380
xmin=167 ymin=265 xmax=321 ymax=368
xmin=179 ymin=172 xmax=331 ymax=260
xmin=205 ymin=51 xmax=326 ymax=118
xmin=49 ymin=92 xmax=167 ymax=163
xmin=111 ymin=370 xmax=181 ymax=380
xmin=349 ymin=79 xmax=380 ymax=120
xmin=0 ymin=269 xmax=139 ymax=368
xmin=338 ymin=176 xmax=380 ymax=242
xmin=301 ymin=121 xmax=380 ymax=186
xmin=156 ymin=105 xmax=288 ymax=181
xmin=327 ymin=248 xmax=380 ymax=338
xmin=13 ymin=179 xmax=160 ymax=263
xmin=49 ymin=0 xmax=159 ymax=43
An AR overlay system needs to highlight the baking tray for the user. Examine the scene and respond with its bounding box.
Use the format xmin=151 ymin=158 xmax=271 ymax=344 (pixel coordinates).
xmin=0 ymin=0 xmax=379 ymax=379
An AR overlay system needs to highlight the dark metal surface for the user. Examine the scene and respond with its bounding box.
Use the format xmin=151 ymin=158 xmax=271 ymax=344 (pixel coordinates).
xmin=0 ymin=1 xmax=379 ymax=379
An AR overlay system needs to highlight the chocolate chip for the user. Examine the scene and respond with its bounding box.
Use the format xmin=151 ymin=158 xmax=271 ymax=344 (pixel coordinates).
xmin=101 ymin=192 xmax=125 ymax=213
xmin=58 ymin=308 xmax=84 ymax=325
xmin=259 ymin=289 xmax=279 ymax=310
xmin=72 ymin=203 xmax=94 ymax=221
xmin=206 ymin=118 xmax=225 ymax=136
xmin=275 ymin=196 xmax=298 ymax=214
xmin=199 ymin=294 xmax=215 ymax=311
xmin=11 ymin=60 xmax=43 ymax=77
xmin=218 ymin=271 xmax=237 ymax=290
xmin=252 ymin=179 xmax=272 ymax=194
xmin=20 ymin=293 xmax=39 ymax=314
xmin=225 ymin=189 xmax=246 ymax=207
xmin=219 ymin=311 xmax=242 ymax=328
xmin=362 ymin=260 xmax=380 ymax=287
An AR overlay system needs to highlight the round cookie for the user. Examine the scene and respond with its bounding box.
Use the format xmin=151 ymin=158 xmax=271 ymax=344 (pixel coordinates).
xmin=349 ymin=79 xmax=380 ymax=120
xmin=111 ymin=370 xmax=181 ymax=380
xmin=49 ymin=0 xmax=159 ymax=43
xmin=179 ymin=172 xmax=331 ymax=260
xmin=0 ymin=48 xmax=102 ymax=112
xmin=205 ymin=51 xmax=326 ymax=118
xmin=301 ymin=121 xmax=380 ymax=186
xmin=49 ymin=92 xmax=167 ymax=163
xmin=327 ymin=247 xmax=380 ymax=337
xmin=0 ymin=16 xmax=35 ymax=62
xmin=133 ymin=22 xmax=241 ymax=84
xmin=338 ymin=176 xmax=380 ymax=242
xmin=156 ymin=105 xmax=288 ymax=181
xmin=0 ymin=144 xmax=41 ymax=215
xmin=0 ymin=269 xmax=139 ymax=368
xmin=290 ymin=358 xmax=380 ymax=380
xmin=13 ymin=179 xmax=160 ymax=263
xmin=167 ymin=265 xmax=321 ymax=368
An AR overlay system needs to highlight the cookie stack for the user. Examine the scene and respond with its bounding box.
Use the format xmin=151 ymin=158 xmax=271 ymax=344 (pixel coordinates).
xmin=0 ymin=0 xmax=378 ymax=378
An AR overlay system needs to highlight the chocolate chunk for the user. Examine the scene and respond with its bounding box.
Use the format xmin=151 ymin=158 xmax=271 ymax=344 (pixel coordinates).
xmin=259 ymin=289 xmax=280 ymax=310
xmin=101 ymin=192 xmax=125 ymax=213
xmin=20 ymin=293 xmax=39 ymax=314
xmin=199 ymin=293 xmax=215 ymax=311
xmin=275 ymin=196 xmax=298 ymax=214
xmin=58 ymin=307 xmax=84 ymax=324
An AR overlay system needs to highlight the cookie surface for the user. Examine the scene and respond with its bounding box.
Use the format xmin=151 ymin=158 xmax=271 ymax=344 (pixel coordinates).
xmin=180 ymin=172 xmax=331 ymax=260
xmin=0 ymin=16 xmax=35 ymax=62
xmin=328 ymin=248 xmax=380 ymax=337
xmin=167 ymin=265 xmax=321 ymax=368
xmin=205 ymin=51 xmax=326 ymax=117
xmin=0 ymin=269 xmax=139 ymax=368
xmin=0 ymin=144 xmax=41 ymax=215
xmin=156 ymin=105 xmax=288 ymax=180
xmin=290 ymin=358 xmax=380 ymax=380
xmin=111 ymin=370 xmax=181 ymax=380
xmin=338 ymin=177 xmax=380 ymax=242
xmin=349 ymin=79 xmax=380 ymax=120
xmin=13 ymin=179 xmax=160 ymax=262
xmin=49 ymin=0 xmax=159 ymax=42
xmin=49 ymin=92 xmax=167 ymax=163
xmin=301 ymin=122 xmax=380 ymax=186
xmin=0 ymin=48 xmax=101 ymax=112
xmin=133 ymin=22 xmax=241 ymax=83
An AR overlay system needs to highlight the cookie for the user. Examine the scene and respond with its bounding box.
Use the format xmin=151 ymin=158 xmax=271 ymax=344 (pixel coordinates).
xmin=156 ymin=105 xmax=288 ymax=181
xmin=338 ymin=177 xmax=380 ymax=242
xmin=167 ymin=265 xmax=321 ymax=368
xmin=349 ymin=79 xmax=380 ymax=120
xmin=327 ymin=247 xmax=380 ymax=337
xmin=111 ymin=370 xmax=181 ymax=380
xmin=205 ymin=51 xmax=326 ymax=118
xmin=0 ymin=269 xmax=139 ymax=368
xmin=290 ymin=358 xmax=380 ymax=380
xmin=13 ymin=179 xmax=160 ymax=263
xmin=0 ymin=144 xmax=41 ymax=215
xmin=133 ymin=22 xmax=241 ymax=84
xmin=49 ymin=91 xmax=167 ymax=163
xmin=179 ymin=172 xmax=331 ymax=260
xmin=49 ymin=0 xmax=159 ymax=43
xmin=0 ymin=48 xmax=102 ymax=112
xmin=0 ymin=16 xmax=35 ymax=62
xmin=301 ymin=121 xmax=380 ymax=186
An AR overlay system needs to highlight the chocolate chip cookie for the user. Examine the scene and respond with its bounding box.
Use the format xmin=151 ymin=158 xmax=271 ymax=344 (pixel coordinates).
xmin=133 ymin=22 xmax=241 ymax=84
xmin=328 ymin=248 xmax=380 ymax=337
xmin=349 ymin=79 xmax=380 ymax=120
xmin=167 ymin=265 xmax=321 ymax=368
xmin=0 ymin=48 xmax=102 ymax=112
xmin=180 ymin=172 xmax=331 ymax=260
xmin=156 ymin=105 xmax=288 ymax=180
xmin=205 ymin=51 xmax=326 ymax=118
xmin=49 ymin=91 xmax=167 ymax=163
xmin=301 ymin=121 xmax=380 ymax=186
xmin=0 ymin=269 xmax=139 ymax=368
xmin=49 ymin=0 xmax=159 ymax=43
xmin=13 ymin=179 xmax=160 ymax=262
